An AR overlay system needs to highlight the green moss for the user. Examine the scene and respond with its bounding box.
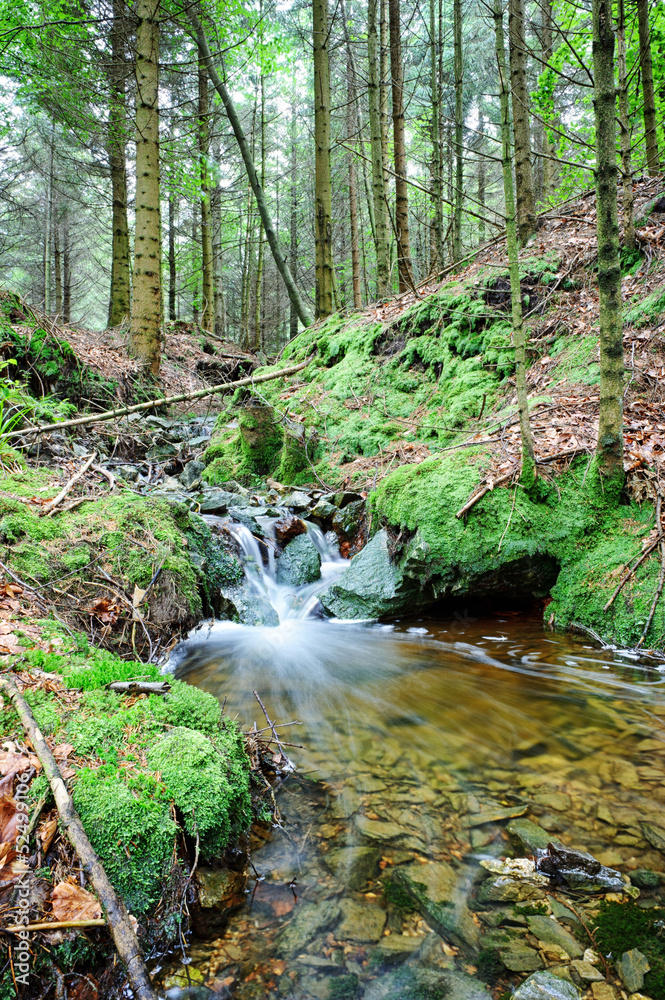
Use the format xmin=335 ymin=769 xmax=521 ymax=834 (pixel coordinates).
xmin=476 ymin=948 xmax=504 ymax=984
xmin=549 ymin=332 xmax=599 ymax=385
xmin=370 ymin=450 xmax=663 ymax=647
xmin=383 ymin=876 xmax=424 ymax=912
xmin=626 ymin=284 xmax=665 ymax=327
xmin=593 ymin=899 xmax=665 ymax=999
xmin=23 ymin=690 xmax=62 ymax=736
xmin=329 ymin=975 xmax=359 ymax=1000
xmin=147 ymin=723 xmax=251 ymax=861
xmin=72 ymin=766 xmax=177 ymax=914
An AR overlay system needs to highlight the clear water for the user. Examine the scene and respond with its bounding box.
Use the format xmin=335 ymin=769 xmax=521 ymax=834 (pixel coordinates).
xmin=163 ymin=519 xmax=665 ymax=998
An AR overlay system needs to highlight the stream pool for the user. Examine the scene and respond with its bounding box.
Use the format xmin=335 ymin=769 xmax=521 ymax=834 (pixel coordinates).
xmin=164 ymin=609 xmax=665 ymax=1000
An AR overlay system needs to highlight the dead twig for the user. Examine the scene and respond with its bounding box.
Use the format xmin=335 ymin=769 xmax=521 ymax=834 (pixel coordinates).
xmin=4 ymin=919 xmax=107 ymax=933
xmin=0 ymin=674 xmax=158 ymax=1000
xmin=603 ymin=538 xmax=661 ymax=611
xmin=41 ymin=453 xmax=97 ymax=517
xmin=637 ymin=495 xmax=665 ymax=648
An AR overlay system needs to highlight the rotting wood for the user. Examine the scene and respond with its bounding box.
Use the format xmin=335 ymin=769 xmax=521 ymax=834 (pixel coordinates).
xmin=6 ymin=356 xmax=314 ymax=441
xmin=41 ymin=452 xmax=97 ymax=517
xmin=0 ymin=674 xmax=159 ymax=1000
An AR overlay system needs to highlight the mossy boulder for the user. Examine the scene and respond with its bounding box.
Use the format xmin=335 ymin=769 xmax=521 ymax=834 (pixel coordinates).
xmin=276 ymin=533 xmax=321 ymax=586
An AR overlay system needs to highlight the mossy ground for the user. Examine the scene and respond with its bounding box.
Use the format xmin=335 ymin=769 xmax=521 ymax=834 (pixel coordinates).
xmin=593 ymin=899 xmax=665 ymax=998
xmin=2 ymin=640 xmax=252 ymax=915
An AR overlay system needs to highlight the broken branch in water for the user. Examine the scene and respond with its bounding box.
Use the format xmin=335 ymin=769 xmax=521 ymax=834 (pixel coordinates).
xmin=6 ymin=356 xmax=315 ymax=440
xmin=0 ymin=673 xmax=158 ymax=1000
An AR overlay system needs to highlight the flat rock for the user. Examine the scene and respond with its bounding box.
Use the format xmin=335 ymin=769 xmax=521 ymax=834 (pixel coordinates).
xmin=354 ymin=814 xmax=405 ymax=840
xmin=500 ymin=945 xmax=544 ymax=972
xmin=526 ymin=915 xmax=584 ymax=958
xmin=199 ymin=490 xmax=249 ymax=515
xmin=323 ymin=846 xmax=381 ymax=890
xmin=569 ymin=959 xmax=604 ymax=983
xmin=371 ymin=934 xmax=424 ymax=964
xmin=513 ymin=970 xmax=581 ymax=999
xmin=337 ymin=898 xmax=387 ymax=942
xmin=477 ymin=875 xmax=546 ymax=903
xmin=641 ymin=822 xmax=665 ymax=851
xmin=273 ymin=899 xmax=341 ymax=955
xmin=389 ymin=863 xmax=480 ymax=955
xmin=507 ymin=818 xmax=552 ymax=854
xmin=619 ymin=949 xmax=650 ymax=993
xmin=283 ymin=490 xmax=312 ymax=511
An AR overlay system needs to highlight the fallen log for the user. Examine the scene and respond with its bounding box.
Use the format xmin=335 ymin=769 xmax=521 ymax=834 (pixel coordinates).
xmin=6 ymin=355 xmax=315 ymax=440
xmin=0 ymin=673 xmax=158 ymax=1000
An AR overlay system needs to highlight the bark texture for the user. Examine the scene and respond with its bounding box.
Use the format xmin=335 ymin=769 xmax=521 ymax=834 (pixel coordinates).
xmin=430 ymin=0 xmax=444 ymax=270
xmin=107 ymin=0 xmax=131 ymax=328
xmin=389 ymin=0 xmax=414 ymax=291
xmin=130 ymin=0 xmax=162 ymax=375
xmin=637 ymin=0 xmax=660 ymax=176
xmin=453 ymin=0 xmax=463 ymax=261
xmin=199 ymin=59 xmax=214 ymax=333
xmin=494 ymin=0 xmax=535 ymax=478
xmin=592 ymin=0 xmax=624 ymax=481
xmin=617 ymin=0 xmax=635 ymax=250
xmin=368 ymin=0 xmax=391 ymax=298
xmin=313 ymin=0 xmax=334 ymax=318
xmin=508 ymin=0 xmax=537 ymax=243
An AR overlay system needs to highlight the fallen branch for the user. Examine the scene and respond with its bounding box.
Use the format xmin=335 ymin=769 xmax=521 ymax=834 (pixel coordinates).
xmin=603 ymin=538 xmax=660 ymax=611
xmin=91 ymin=464 xmax=116 ymax=490
xmin=4 ymin=919 xmax=107 ymax=933
xmin=42 ymin=452 xmax=97 ymax=517
xmin=0 ymin=674 xmax=158 ymax=1000
xmin=7 ymin=356 xmax=314 ymax=441
xmin=106 ymin=681 xmax=171 ymax=695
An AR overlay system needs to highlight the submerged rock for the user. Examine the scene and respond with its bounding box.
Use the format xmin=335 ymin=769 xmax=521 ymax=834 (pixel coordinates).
xmin=512 ymin=971 xmax=581 ymax=999
xmin=191 ymin=867 xmax=247 ymax=936
xmin=273 ymin=899 xmax=341 ymax=955
xmin=322 ymin=845 xmax=381 ymax=890
xmin=389 ymin=862 xmax=480 ymax=955
xmin=525 ymin=915 xmax=583 ymax=958
xmin=276 ymin=533 xmax=321 ymax=586
xmin=338 ymin=898 xmax=387 ymax=941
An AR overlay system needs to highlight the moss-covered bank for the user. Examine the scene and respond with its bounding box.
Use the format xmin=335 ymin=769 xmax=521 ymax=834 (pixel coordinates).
xmin=365 ymin=450 xmax=663 ymax=649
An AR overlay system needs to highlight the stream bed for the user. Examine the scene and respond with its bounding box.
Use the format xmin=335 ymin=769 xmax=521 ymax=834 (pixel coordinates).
xmin=161 ymin=518 xmax=665 ymax=1000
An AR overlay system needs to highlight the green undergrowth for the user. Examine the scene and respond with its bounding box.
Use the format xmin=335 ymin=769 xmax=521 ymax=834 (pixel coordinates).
xmin=2 ymin=638 xmax=252 ymax=914
xmin=625 ymin=284 xmax=665 ymax=327
xmin=370 ymin=451 xmax=664 ymax=648
xmin=593 ymin=899 xmax=665 ymax=999
xmin=0 ymin=467 xmax=244 ymax=636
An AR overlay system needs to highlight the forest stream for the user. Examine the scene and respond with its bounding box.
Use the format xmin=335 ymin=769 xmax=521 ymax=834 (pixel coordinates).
xmin=159 ymin=516 xmax=665 ymax=1000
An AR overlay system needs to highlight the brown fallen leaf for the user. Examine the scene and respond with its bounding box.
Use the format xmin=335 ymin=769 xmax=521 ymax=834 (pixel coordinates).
xmin=51 ymin=878 xmax=102 ymax=922
xmin=39 ymin=815 xmax=58 ymax=852
xmin=0 ymin=794 xmax=19 ymax=844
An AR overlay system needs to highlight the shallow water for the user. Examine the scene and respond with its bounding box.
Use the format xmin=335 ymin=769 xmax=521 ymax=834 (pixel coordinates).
xmin=163 ymin=521 xmax=665 ymax=998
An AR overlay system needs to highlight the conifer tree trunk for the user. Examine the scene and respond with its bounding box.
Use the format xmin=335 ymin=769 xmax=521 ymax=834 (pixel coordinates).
xmin=540 ymin=0 xmax=556 ymax=201
xmin=477 ymin=113 xmax=486 ymax=243
xmin=54 ymin=220 xmax=62 ymax=317
xmin=63 ymin=214 xmax=71 ymax=322
xmin=192 ymin=206 xmax=199 ymax=326
xmin=347 ymin=56 xmax=362 ymax=310
xmin=637 ymin=0 xmax=660 ymax=176
xmin=289 ymin=97 xmax=299 ymax=339
xmin=508 ymin=0 xmax=537 ymax=243
xmin=107 ymin=0 xmax=131 ymax=328
xmin=592 ymin=0 xmax=624 ymax=482
xmin=389 ymin=0 xmax=414 ymax=291
xmin=44 ymin=129 xmax=54 ymax=315
xmin=453 ymin=0 xmax=463 ymax=261
xmin=617 ymin=0 xmax=635 ymax=250
xmin=168 ymin=191 xmax=176 ymax=321
xmin=368 ymin=0 xmax=391 ymax=297
xmin=199 ymin=59 xmax=214 ymax=333
xmin=380 ymin=0 xmax=391 ymax=234
xmin=211 ymin=175 xmax=225 ymax=338
xmin=130 ymin=0 xmax=161 ymax=375
xmin=313 ymin=0 xmax=334 ymax=318
xmin=430 ymin=0 xmax=444 ymax=271
xmin=494 ymin=0 xmax=535 ymax=479
xmin=255 ymin=63 xmax=266 ymax=348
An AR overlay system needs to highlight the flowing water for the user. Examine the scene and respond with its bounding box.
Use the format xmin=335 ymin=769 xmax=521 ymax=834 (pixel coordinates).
xmin=163 ymin=517 xmax=665 ymax=999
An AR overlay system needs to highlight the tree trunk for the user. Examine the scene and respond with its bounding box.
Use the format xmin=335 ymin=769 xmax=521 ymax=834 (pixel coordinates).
xmin=313 ymin=0 xmax=334 ymax=318
xmin=168 ymin=191 xmax=176 ymax=321
xmin=477 ymin=113 xmax=486 ymax=243
xmin=192 ymin=205 xmax=199 ymax=325
xmin=189 ymin=7 xmax=313 ymax=328
xmin=592 ymin=0 xmax=624 ymax=483
xmin=130 ymin=0 xmax=161 ymax=375
xmin=540 ymin=0 xmax=556 ymax=202
xmin=508 ymin=0 xmax=537 ymax=244
xmin=368 ymin=0 xmax=391 ymax=298
xmin=199 ymin=59 xmax=214 ymax=333
xmin=430 ymin=0 xmax=444 ymax=271
xmin=44 ymin=129 xmax=54 ymax=315
xmin=107 ymin=0 xmax=131 ymax=328
xmin=347 ymin=56 xmax=362 ymax=309
xmin=255 ymin=58 xmax=266 ymax=349
xmin=63 ymin=214 xmax=71 ymax=323
xmin=389 ymin=0 xmax=414 ymax=291
xmin=494 ymin=0 xmax=535 ymax=480
xmin=289 ymin=97 xmax=299 ymax=339
xmin=380 ymin=0 xmax=391 ymax=240
xmin=637 ymin=0 xmax=660 ymax=176
xmin=54 ymin=220 xmax=62 ymax=317
xmin=453 ymin=0 xmax=463 ymax=261
xmin=617 ymin=0 xmax=635 ymax=251
xmin=211 ymin=167 xmax=225 ymax=338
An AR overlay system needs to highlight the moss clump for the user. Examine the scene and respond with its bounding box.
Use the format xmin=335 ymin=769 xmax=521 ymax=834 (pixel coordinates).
xmin=73 ymin=767 xmax=177 ymax=914
xmin=625 ymin=284 xmax=665 ymax=327
xmin=593 ymin=899 xmax=665 ymax=999
xmin=383 ymin=876 xmax=424 ymax=912
xmin=476 ymin=948 xmax=504 ymax=984
xmin=329 ymin=975 xmax=359 ymax=1000
xmin=147 ymin=723 xmax=251 ymax=861
xmin=22 ymin=689 xmax=62 ymax=736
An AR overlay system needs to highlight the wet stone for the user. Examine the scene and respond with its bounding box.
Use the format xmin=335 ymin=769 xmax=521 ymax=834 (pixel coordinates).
xmin=500 ymin=944 xmax=544 ymax=972
xmin=477 ymin=875 xmax=547 ymax=904
xmin=227 ymin=508 xmax=264 ymax=536
xmin=273 ymin=900 xmax=341 ymax=955
xmin=180 ymin=460 xmax=205 ymax=489
xmin=526 ymin=915 xmax=584 ymax=958
xmin=199 ymin=490 xmax=248 ymax=514
xmin=354 ymin=815 xmax=405 ymax=841
xmin=309 ymin=500 xmax=337 ymax=520
xmin=630 ymin=869 xmax=663 ymax=888
xmin=569 ymin=959 xmax=605 ymax=983
xmin=389 ymin=863 xmax=480 ymax=955
xmin=618 ymin=948 xmax=651 ymax=993
xmin=641 ymin=822 xmax=665 ymax=851
xmin=370 ymin=934 xmax=424 ymax=964
xmin=322 ymin=846 xmax=381 ymax=890
xmin=273 ymin=515 xmax=307 ymax=545
xmin=513 ymin=970 xmax=582 ymax=999
xmin=284 ymin=491 xmax=313 ymax=512
xmin=534 ymin=792 xmax=572 ymax=811
xmin=507 ymin=818 xmax=552 ymax=854
xmin=337 ymin=898 xmax=387 ymax=942
xmin=276 ymin=533 xmax=321 ymax=586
